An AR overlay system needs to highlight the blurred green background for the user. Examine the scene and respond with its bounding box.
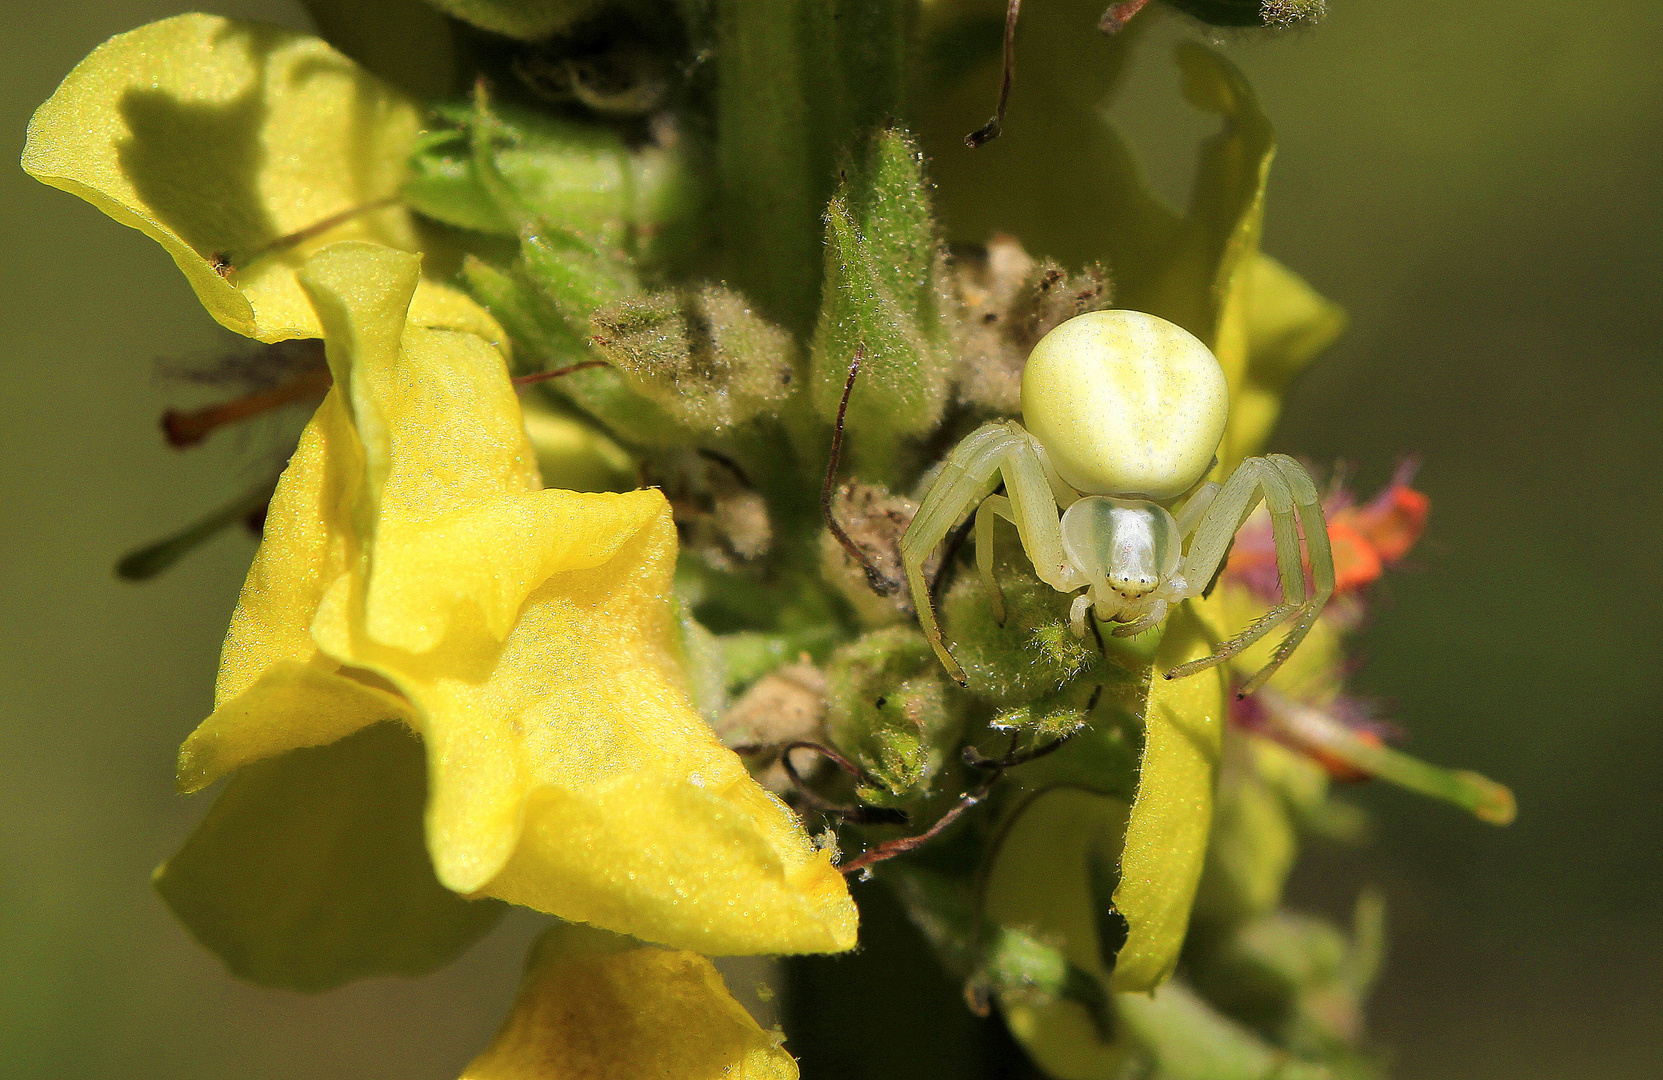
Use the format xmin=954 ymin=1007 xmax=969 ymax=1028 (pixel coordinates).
xmin=1 ymin=1 xmax=1657 ymax=1077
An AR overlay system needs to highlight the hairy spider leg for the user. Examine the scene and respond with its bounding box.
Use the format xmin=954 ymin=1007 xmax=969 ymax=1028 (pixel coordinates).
xmin=1166 ymin=457 xmax=1319 ymax=688
xmin=902 ymin=422 xmax=1079 ymax=683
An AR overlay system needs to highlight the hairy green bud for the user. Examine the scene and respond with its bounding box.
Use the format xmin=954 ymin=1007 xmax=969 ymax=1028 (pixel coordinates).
xmin=824 ymin=626 xmax=961 ymax=803
xmin=589 ymin=286 xmax=798 ymax=433
xmin=810 ymin=129 xmax=953 ymax=480
xmin=940 ymin=541 xmax=1101 ymax=705
xmin=405 ymin=97 xmax=702 ymax=267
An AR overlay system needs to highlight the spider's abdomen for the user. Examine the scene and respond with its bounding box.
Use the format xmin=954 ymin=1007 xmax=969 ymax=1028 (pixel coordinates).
xmin=1021 ymin=310 xmax=1228 ymax=500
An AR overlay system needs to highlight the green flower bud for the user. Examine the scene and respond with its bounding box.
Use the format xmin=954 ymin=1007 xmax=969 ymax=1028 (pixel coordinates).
xmin=589 ymin=286 xmax=798 ymax=433
xmin=405 ymin=97 xmax=703 ymax=267
xmin=824 ymin=626 xmax=962 ymax=803
xmin=940 ymin=541 xmax=1101 ymax=705
xmin=810 ymin=129 xmax=954 ymax=481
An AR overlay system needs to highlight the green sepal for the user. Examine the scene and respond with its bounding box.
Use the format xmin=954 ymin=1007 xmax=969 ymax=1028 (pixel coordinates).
xmin=458 ymin=235 xmax=688 ymax=448
xmin=459 ymin=246 xmax=595 ymax=370
xmin=824 ymin=626 xmax=961 ymax=802
xmin=809 ymin=129 xmax=951 ymax=482
xmin=154 ymin=723 xmax=506 ymax=992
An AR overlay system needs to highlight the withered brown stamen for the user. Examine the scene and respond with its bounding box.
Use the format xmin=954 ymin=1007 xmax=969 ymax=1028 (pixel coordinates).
xmin=511 ymin=360 xmax=610 ymax=386
xmin=822 ymin=346 xmax=898 ymax=597
xmin=162 ymin=360 xmax=331 ymax=448
xmin=1098 ymin=0 xmax=1153 ymax=34
xmin=966 ymin=0 xmax=1023 ymax=149
xmin=224 ymin=195 xmax=402 ymax=271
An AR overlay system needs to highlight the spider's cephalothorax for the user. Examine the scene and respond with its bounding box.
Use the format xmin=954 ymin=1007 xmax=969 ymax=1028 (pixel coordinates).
xmin=902 ymin=310 xmax=1334 ymax=697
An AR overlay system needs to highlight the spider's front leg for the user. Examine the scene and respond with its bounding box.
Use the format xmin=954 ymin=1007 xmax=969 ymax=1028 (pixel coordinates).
xmin=901 ymin=423 xmax=1076 ymax=684
xmin=1164 ymin=455 xmax=1334 ymax=695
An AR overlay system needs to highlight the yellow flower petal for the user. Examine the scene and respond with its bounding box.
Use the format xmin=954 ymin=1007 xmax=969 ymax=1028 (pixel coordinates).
xmin=180 ymin=386 xmax=404 ymax=790
xmin=462 ymin=926 xmax=797 ymax=1080
xmin=1111 ymin=604 xmax=1228 ymax=993
xmin=985 ymin=788 xmax=1134 ymax=1080
xmin=158 ymin=723 xmax=504 ymax=992
xmin=181 ymin=241 xmax=855 ymax=957
xmin=21 ymin=14 xmax=500 ymax=346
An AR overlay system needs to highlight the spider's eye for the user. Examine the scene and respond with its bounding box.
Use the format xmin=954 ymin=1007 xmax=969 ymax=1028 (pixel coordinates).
xmin=1020 ymin=310 xmax=1227 ymax=500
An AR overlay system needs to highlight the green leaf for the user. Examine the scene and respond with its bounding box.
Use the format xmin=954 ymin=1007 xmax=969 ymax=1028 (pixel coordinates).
xmin=824 ymin=626 xmax=960 ymax=802
xmin=154 ymin=722 xmax=506 ymax=992
xmin=1110 ymin=603 xmax=1227 ymax=993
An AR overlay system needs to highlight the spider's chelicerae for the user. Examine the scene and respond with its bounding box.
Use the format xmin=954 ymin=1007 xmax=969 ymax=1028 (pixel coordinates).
xmin=902 ymin=310 xmax=1334 ymax=698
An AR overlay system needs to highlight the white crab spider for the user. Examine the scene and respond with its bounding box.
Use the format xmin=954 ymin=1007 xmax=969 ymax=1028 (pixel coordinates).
xmin=901 ymin=310 xmax=1334 ymax=697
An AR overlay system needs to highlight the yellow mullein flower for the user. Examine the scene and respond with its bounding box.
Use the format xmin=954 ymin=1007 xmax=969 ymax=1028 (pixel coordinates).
xmin=176 ymin=240 xmax=854 ymax=956
xmin=21 ymin=13 xmax=498 ymax=347
xmin=462 ymin=925 xmax=797 ymax=1080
